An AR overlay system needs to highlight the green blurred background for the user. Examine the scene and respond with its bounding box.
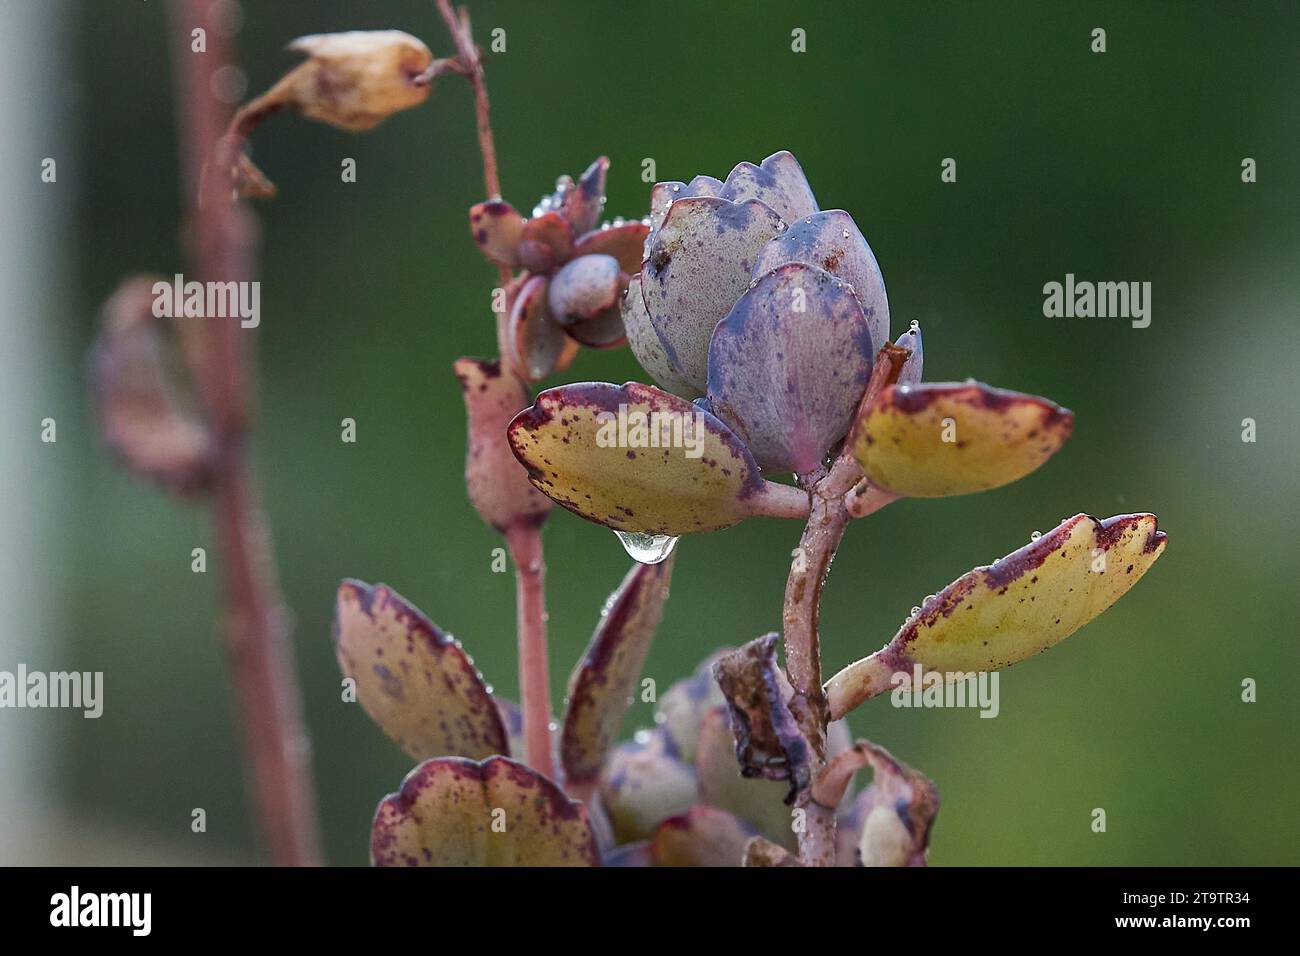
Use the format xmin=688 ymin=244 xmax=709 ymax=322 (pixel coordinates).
xmin=4 ymin=0 xmax=1297 ymax=865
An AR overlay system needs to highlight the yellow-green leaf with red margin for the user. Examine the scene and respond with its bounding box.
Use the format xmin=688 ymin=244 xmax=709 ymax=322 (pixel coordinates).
xmin=852 ymin=381 xmax=1074 ymax=497
xmin=334 ymin=580 xmax=509 ymax=760
xmin=507 ymin=381 xmax=809 ymax=535
xmin=825 ymin=513 xmax=1167 ymax=719
xmin=561 ymin=554 xmax=676 ymax=783
xmin=371 ymin=756 xmax=599 ymax=866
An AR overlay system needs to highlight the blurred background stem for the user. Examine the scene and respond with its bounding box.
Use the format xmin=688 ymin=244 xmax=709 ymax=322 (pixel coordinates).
xmin=170 ymin=0 xmax=321 ymax=866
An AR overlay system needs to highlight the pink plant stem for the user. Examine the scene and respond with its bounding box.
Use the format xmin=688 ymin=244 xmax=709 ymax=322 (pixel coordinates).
xmin=171 ymin=0 xmax=321 ymax=866
xmin=783 ymin=467 xmax=853 ymax=867
xmin=434 ymin=0 xmax=510 ymax=355
xmin=783 ymin=345 xmax=910 ymax=866
xmin=437 ymin=2 xmax=558 ymax=777
xmin=505 ymin=523 xmax=555 ymax=779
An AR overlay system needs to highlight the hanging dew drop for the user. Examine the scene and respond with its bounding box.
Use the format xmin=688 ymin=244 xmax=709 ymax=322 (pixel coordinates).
xmin=615 ymin=530 xmax=679 ymax=565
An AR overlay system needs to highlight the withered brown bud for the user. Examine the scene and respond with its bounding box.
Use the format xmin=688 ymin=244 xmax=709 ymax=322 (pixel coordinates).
xmin=89 ymin=276 xmax=215 ymax=496
xmin=279 ymin=30 xmax=435 ymax=132
xmin=454 ymin=357 xmax=553 ymax=533
xmin=211 ymin=30 xmax=438 ymax=202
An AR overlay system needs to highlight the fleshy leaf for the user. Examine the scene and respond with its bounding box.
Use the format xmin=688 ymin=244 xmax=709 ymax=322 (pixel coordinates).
xmin=719 ymin=151 xmax=819 ymax=223
xmin=517 ymin=211 xmax=574 ymax=274
xmin=818 ymin=740 xmax=938 ymax=867
xmin=853 ymin=381 xmax=1074 ymax=497
xmin=707 ymin=261 xmax=875 ymax=474
xmin=641 ymin=196 xmax=786 ymax=389
xmin=494 ymin=697 xmax=525 ymax=761
xmin=622 ymin=274 xmax=702 ymax=399
xmin=468 ymin=200 xmax=525 ymax=267
xmin=598 ymin=729 xmax=698 ymax=844
xmin=826 ymin=513 xmax=1168 ymax=719
xmin=695 ymin=706 xmax=796 ymax=848
xmin=711 ymin=634 xmax=810 ymax=800
xmin=561 ymin=554 xmax=676 ymax=782
xmin=371 ymin=756 xmax=598 ymax=866
xmin=507 ymin=275 xmax=579 ymax=382
xmin=89 ymin=276 xmax=215 ymax=495
xmin=565 ymin=307 xmax=626 ymax=349
xmin=647 ymin=182 xmax=683 ymax=237
xmin=507 ymin=380 xmax=806 ymax=534
xmin=454 ymin=357 xmax=553 ymax=532
xmin=334 ymin=581 xmax=508 ymax=760
xmin=547 ymin=253 xmax=622 ymax=326
xmin=650 ymin=805 xmax=755 ymax=867
xmin=894 ymin=322 xmax=924 ymax=386
xmin=686 ymin=174 xmax=726 ymax=198
xmin=562 ymin=156 xmax=608 ymax=235
xmin=752 ymin=209 xmax=888 ymax=351
xmin=573 ymin=220 xmax=650 ymax=273
xmin=655 ymin=650 xmax=729 ymax=764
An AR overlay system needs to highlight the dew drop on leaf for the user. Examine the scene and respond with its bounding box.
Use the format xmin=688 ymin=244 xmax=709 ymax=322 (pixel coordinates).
xmin=614 ymin=530 xmax=680 ymax=565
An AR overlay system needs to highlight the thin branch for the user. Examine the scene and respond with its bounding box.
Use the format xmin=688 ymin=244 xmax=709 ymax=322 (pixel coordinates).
xmin=780 ymin=344 xmax=910 ymax=866
xmin=436 ymin=0 xmax=500 ymax=200
xmin=782 ymin=473 xmax=851 ymax=867
xmin=436 ymin=1 xmax=556 ymax=778
xmin=505 ymin=523 xmax=555 ymax=780
xmin=170 ymin=0 xmax=321 ymax=866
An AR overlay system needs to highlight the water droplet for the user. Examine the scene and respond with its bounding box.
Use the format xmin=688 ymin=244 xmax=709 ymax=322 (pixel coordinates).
xmin=924 ymin=594 xmax=935 ymax=603
xmin=616 ymin=530 xmax=679 ymax=564
xmin=634 ymin=728 xmax=653 ymax=744
xmin=653 ymin=712 xmax=667 ymax=725
xmin=910 ymin=606 xmax=921 ymax=616
xmin=671 ymin=183 xmax=681 ymax=192
xmin=1030 ymin=530 xmax=1042 ymax=540
xmin=909 ymin=319 xmax=919 ymax=331
xmin=548 ymin=720 xmax=559 ymax=732
xmin=484 ymin=684 xmax=494 ymax=695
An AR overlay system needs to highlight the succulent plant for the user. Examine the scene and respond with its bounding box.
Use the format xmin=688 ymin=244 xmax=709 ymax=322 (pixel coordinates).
xmin=84 ymin=0 xmax=1171 ymax=870
xmin=469 ymin=157 xmax=650 ymax=381
xmin=492 ymin=150 xmax=1167 ymax=865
